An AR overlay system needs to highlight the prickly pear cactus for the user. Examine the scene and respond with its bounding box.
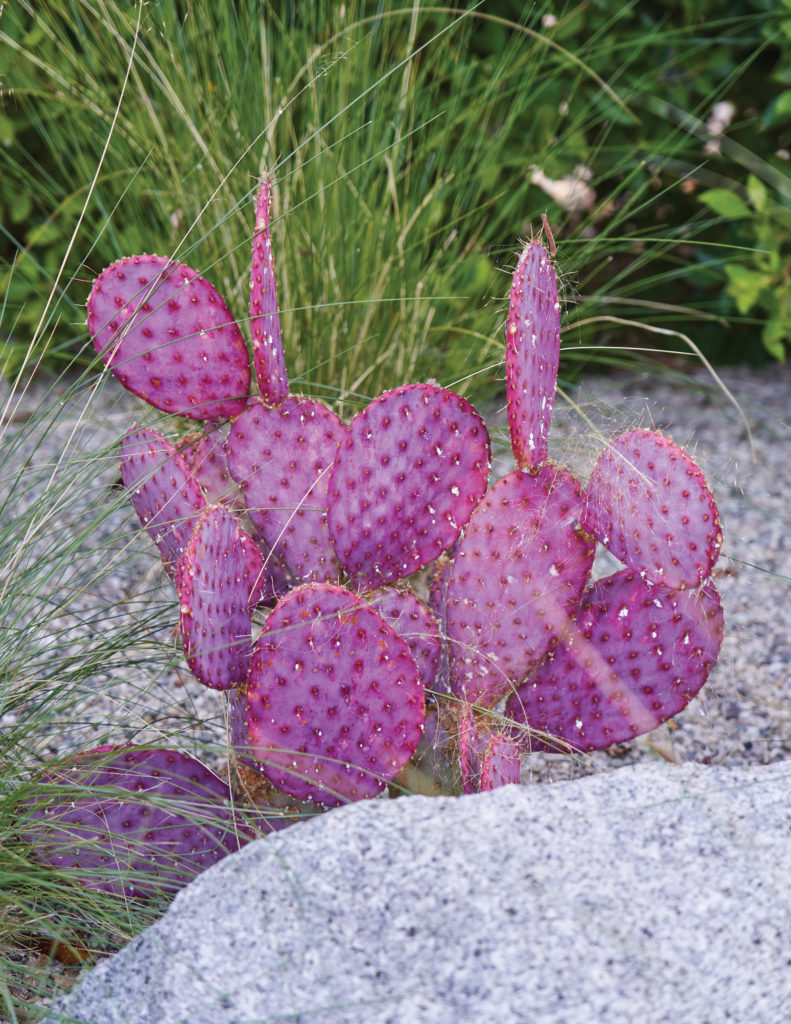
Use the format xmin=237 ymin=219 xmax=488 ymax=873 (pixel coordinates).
xmin=19 ymin=175 xmax=728 ymax=899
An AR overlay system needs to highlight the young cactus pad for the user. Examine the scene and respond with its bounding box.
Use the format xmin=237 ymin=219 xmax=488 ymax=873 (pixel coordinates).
xmin=506 ymin=238 xmax=561 ymax=469
xmin=21 ymin=746 xmax=251 ymax=898
xmin=250 ymin=176 xmax=289 ymax=405
xmin=88 ymin=256 xmax=251 ymax=420
xmin=244 ymin=582 xmax=424 ymax=806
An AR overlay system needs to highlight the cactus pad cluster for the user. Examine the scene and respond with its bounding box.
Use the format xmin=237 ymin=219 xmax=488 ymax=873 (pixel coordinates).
xmin=20 ymin=174 xmax=725 ymax=896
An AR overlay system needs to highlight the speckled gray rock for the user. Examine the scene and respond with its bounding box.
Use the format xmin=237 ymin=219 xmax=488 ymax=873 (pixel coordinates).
xmin=42 ymin=760 xmax=791 ymax=1024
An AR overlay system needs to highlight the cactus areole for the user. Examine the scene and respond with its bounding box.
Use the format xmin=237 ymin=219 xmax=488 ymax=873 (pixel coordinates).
xmin=19 ymin=176 xmax=726 ymax=897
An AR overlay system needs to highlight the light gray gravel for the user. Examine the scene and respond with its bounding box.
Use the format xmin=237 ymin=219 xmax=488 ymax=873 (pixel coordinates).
xmin=2 ymin=360 xmax=789 ymax=782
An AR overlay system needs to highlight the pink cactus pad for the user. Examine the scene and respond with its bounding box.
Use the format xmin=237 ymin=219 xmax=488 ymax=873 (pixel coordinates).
xmin=245 ymin=582 xmax=424 ymax=806
xmin=227 ymin=396 xmax=347 ymax=584
xmin=366 ymin=587 xmax=441 ymax=692
xmin=582 ymin=428 xmax=723 ymax=591
xmin=446 ymin=464 xmax=595 ymax=707
xmin=506 ymin=568 xmax=724 ymax=752
xmin=180 ymin=425 xmax=242 ymax=507
xmin=328 ymin=383 xmax=490 ymax=589
xmin=250 ymin=177 xmax=289 ymax=406
xmin=21 ymin=746 xmax=251 ymax=898
xmin=427 ymin=551 xmax=455 ymax=697
xmin=120 ymin=425 xmax=206 ymax=575
xmin=87 ymin=255 xmax=251 ymax=419
xmin=457 ymin=705 xmax=522 ymax=793
xmin=505 ymin=239 xmax=561 ymax=469
xmin=177 ymin=506 xmax=260 ymax=689
xmin=479 ymin=733 xmax=522 ymax=791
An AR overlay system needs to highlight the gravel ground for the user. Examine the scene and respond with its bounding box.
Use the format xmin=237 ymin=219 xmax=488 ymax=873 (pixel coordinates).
xmin=2 ymin=361 xmax=789 ymax=786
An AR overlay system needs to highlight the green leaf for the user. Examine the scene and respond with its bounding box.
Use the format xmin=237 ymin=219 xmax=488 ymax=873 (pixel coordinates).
xmin=700 ymin=189 xmax=751 ymax=220
xmin=761 ymin=320 xmax=789 ymax=362
xmin=746 ymin=175 xmax=768 ymax=213
xmin=724 ymin=264 xmax=773 ymax=315
xmin=0 ymin=114 xmax=15 ymax=146
xmin=762 ymin=90 xmax=791 ymax=128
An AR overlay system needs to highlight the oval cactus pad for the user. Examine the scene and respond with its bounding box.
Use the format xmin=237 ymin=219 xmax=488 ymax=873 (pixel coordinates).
xmin=21 ymin=746 xmax=250 ymax=898
xmin=227 ymin=396 xmax=346 ymax=584
xmin=506 ymin=239 xmax=561 ymax=469
xmin=582 ymin=428 xmax=723 ymax=591
xmin=177 ymin=506 xmax=260 ymax=689
xmin=446 ymin=464 xmax=595 ymax=707
xmin=245 ymin=582 xmax=424 ymax=806
xmin=88 ymin=255 xmax=251 ymax=420
xmin=328 ymin=383 xmax=490 ymax=589
xmin=506 ymin=569 xmax=724 ymax=752
xmin=250 ymin=177 xmax=289 ymax=406
xmin=121 ymin=425 xmax=205 ymax=576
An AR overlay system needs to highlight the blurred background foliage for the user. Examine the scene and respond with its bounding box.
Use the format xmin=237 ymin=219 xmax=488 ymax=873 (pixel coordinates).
xmin=1 ymin=0 xmax=789 ymax=406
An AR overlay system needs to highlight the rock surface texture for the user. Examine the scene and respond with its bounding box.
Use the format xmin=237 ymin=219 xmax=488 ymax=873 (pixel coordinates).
xmin=43 ymin=760 xmax=791 ymax=1024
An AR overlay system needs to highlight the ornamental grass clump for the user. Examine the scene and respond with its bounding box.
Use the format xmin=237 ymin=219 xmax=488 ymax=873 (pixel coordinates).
xmin=20 ymin=174 xmax=724 ymax=894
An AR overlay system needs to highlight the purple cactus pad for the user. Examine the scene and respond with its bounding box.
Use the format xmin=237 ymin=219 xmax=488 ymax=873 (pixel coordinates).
xmin=479 ymin=732 xmax=522 ymax=791
xmin=227 ymin=396 xmax=346 ymax=584
xmin=505 ymin=568 xmax=724 ymax=752
xmin=366 ymin=587 xmax=441 ymax=692
xmin=177 ymin=506 xmax=258 ymax=689
xmin=582 ymin=428 xmax=723 ymax=591
xmin=446 ymin=465 xmax=595 ymax=707
xmin=88 ymin=255 xmax=251 ymax=419
xmin=120 ymin=425 xmax=206 ymax=575
xmin=180 ymin=425 xmax=242 ymax=507
xmin=505 ymin=239 xmax=561 ymax=469
xmin=328 ymin=383 xmax=490 ymax=589
xmin=250 ymin=178 xmax=289 ymax=406
xmin=245 ymin=582 xmax=424 ymax=806
xmin=21 ymin=746 xmax=251 ymax=898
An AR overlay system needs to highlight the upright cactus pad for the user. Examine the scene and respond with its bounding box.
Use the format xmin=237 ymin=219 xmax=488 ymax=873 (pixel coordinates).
xmin=582 ymin=428 xmax=723 ymax=591
xmin=505 ymin=239 xmax=561 ymax=469
xmin=120 ymin=425 xmax=205 ymax=576
xmin=506 ymin=569 xmax=724 ymax=752
xmin=177 ymin=506 xmax=261 ymax=689
xmin=227 ymin=396 xmax=346 ymax=584
xmin=328 ymin=383 xmax=490 ymax=589
xmin=250 ymin=177 xmax=289 ymax=406
xmin=446 ymin=465 xmax=595 ymax=707
xmin=245 ymin=583 xmax=424 ymax=806
xmin=21 ymin=746 xmax=251 ymax=898
xmin=88 ymin=255 xmax=251 ymax=420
